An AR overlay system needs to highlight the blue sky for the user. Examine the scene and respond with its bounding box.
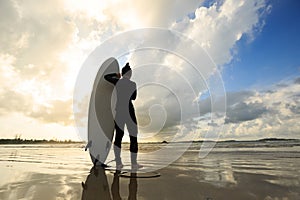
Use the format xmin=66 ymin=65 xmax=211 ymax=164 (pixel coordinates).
xmin=223 ymin=0 xmax=300 ymax=91
xmin=0 ymin=0 xmax=299 ymax=141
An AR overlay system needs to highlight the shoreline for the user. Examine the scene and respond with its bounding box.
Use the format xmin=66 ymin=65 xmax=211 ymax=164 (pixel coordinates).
xmin=0 ymin=143 xmax=299 ymax=199
xmin=1 ymin=160 xmax=299 ymax=200
xmin=1 ymin=137 xmax=299 ymax=145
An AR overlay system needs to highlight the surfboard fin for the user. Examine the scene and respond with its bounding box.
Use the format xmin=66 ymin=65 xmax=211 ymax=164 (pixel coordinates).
xmin=93 ymin=154 xmax=100 ymax=166
xmin=85 ymin=140 xmax=92 ymax=151
xmin=93 ymin=159 xmax=98 ymax=166
xmin=92 ymin=159 xmax=109 ymax=168
xmin=81 ymin=182 xmax=87 ymax=190
xmin=101 ymin=163 xmax=109 ymax=168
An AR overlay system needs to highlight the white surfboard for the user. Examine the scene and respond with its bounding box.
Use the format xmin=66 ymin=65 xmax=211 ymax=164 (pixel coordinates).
xmin=87 ymin=57 xmax=119 ymax=166
xmin=81 ymin=167 xmax=111 ymax=199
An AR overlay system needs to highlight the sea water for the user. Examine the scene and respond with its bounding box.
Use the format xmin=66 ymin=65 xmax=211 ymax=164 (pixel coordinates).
xmin=0 ymin=140 xmax=299 ymax=199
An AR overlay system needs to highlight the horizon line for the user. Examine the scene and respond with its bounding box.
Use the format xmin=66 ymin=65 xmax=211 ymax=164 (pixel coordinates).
xmin=0 ymin=137 xmax=299 ymax=144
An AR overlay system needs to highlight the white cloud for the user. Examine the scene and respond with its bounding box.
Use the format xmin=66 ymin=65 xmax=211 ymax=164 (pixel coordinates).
xmin=101 ymin=0 xmax=203 ymax=28
xmin=123 ymin=0 xmax=270 ymax=139
xmin=214 ymin=78 xmax=300 ymax=140
xmin=0 ymin=0 xmax=274 ymax=140
xmin=173 ymin=0 xmax=267 ymax=66
xmin=0 ymin=113 xmax=78 ymax=140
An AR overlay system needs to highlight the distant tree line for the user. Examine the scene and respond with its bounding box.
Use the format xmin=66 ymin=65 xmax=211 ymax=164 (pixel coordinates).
xmin=0 ymin=134 xmax=83 ymax=144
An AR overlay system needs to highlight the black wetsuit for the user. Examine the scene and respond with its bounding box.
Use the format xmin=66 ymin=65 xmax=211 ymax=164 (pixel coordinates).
xmin=104 ymin=73 xmax=138 ymax=164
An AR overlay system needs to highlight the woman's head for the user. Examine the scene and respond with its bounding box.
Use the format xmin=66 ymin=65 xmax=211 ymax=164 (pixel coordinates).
xmin=122 ymin=62 xmax=132 ymax=78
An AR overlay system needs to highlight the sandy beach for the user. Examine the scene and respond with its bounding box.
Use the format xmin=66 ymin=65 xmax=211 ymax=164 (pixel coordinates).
xmin=0 ymin=141 xmax=299 ymax=200
xmin=1 ymin=0 xmax=300 ymax=199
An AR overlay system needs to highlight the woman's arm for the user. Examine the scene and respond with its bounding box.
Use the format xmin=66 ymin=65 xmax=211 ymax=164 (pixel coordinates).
xmin=104 ymin=73 xmax=121 ymax=85
xmin=131 ymin=83 xmax=137 ymax=100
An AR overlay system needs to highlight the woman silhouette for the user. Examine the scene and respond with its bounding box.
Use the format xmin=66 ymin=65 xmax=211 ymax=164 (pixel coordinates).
xmin=104 ymin=62 xmax=142 ymax=170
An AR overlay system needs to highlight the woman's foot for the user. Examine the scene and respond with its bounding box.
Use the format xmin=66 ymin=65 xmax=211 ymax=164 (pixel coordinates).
xmin=131 ymin=163 xmax=143 ymax=171
xmin=116 ymin=163 xmax=124 ymax=171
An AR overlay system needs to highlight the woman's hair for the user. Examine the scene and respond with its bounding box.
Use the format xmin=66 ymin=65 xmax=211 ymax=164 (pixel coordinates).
xmin=122 ymin=62 xmax=131 ymax=75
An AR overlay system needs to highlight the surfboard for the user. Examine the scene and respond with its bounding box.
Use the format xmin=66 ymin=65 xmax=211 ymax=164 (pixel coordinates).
xmin=81 ymin=167 xmax=111 ymax=200
xmin=87 ymin=57 xmax=119 ymax=166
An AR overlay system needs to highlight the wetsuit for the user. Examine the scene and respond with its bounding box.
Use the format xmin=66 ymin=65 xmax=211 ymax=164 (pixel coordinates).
xmin=104 ymin=73 xmax=138 ymax=164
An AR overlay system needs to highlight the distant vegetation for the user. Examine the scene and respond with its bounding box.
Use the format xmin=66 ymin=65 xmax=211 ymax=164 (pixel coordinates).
xmin=0 ymin=134 xmax=83 ymax=144
xmin=0 ymin=136 xmax=298 ymax=145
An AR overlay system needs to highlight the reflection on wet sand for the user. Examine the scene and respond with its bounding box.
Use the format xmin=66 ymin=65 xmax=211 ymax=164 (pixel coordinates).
xmin=0 ymin=144 xmax=299 ymax=199
xmin=112 ymin=171 xmax=137 ymax=200
xmin=81 ymin=167 xmax=111 ymax=200
xmin=199 ymin=159 xmax=237 ymax=187
xmin=81 ymin=167 xmax=137 ymax=200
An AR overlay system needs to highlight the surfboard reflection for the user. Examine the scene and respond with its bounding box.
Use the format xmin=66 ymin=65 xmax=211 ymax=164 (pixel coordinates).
xmin=81 ymin=167 xmax=137 ymax=200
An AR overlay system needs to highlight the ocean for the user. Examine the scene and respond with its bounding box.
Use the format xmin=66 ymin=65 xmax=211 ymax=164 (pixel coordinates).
xmin=0 ymin=139 xmax=299 ymax=199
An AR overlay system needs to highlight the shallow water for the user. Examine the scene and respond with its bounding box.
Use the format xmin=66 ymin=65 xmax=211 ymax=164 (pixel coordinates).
xmin=0 ymin=142 xmax=300 ymax=199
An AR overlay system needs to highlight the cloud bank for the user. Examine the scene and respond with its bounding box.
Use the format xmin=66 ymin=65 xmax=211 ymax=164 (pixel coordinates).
xmin=198 ymin=78 xmax=300 ymax=140
xmin=1 ymin=0 xmax=292 ymax=141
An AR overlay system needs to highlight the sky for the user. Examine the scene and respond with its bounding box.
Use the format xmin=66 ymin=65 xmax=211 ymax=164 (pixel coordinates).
xmin=223 ymin=0 xmax=300 ymax=91
xmin=0 ymin=0 xmax=299 ymax=141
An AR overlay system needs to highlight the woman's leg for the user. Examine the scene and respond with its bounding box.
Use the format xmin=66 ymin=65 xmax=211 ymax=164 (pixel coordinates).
xmin=128 ymin=109 xmax=139 ymax=165
xmin=114 ymin=121 xmax=124 ymax=166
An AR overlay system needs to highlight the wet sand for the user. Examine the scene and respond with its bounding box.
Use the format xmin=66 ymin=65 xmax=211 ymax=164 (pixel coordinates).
xmin=0 ymin=143 xmax=299 ymax=200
